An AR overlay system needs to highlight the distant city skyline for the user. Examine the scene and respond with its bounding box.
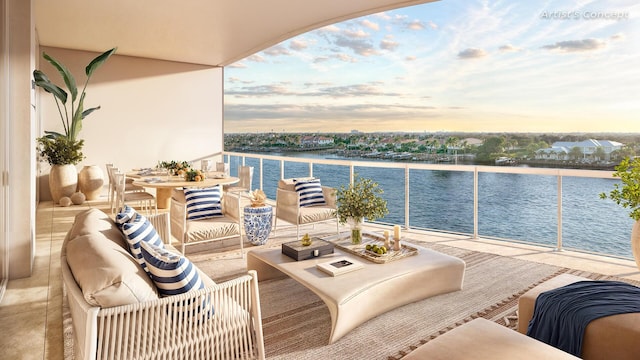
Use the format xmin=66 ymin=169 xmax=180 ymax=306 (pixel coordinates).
xmin=224 ymin=0 xmax=638 ymax=134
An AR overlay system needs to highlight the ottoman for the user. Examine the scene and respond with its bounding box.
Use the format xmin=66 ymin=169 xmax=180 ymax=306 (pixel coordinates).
xmin=518 ymin=273 xmax=640 ymax=360
xmin=403 ymin=318 xmax=578 ymax=359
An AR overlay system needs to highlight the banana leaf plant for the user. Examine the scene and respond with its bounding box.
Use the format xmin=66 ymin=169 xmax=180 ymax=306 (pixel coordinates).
xmin=33 ymin=47 xmax=117 ymax=142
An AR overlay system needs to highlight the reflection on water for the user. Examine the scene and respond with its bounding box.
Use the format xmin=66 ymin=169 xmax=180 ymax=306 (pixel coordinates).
xmin=228 ymin=152 xmax=632 ymax=258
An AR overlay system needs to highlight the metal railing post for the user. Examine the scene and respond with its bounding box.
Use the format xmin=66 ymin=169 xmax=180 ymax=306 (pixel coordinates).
xmin=259 ymin=158 xmax=264 ymax=190
xmin=405 ymin=165 xmax=410 ymax=230
xmin=556 ymin=174 xmax=563 ymax=251
xmin=474 ymin=167 xmax=478 ymax=239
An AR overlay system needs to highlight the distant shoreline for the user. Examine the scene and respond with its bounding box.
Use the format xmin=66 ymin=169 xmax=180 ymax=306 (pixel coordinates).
xmin=228 ymin=146 xmax=618 ymax=171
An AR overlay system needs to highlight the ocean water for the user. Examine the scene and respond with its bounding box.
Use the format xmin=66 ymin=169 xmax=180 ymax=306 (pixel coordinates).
xmin=228 ymin=152 xmax=633 ymax=259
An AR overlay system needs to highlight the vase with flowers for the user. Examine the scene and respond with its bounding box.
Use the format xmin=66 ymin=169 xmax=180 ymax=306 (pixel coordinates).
xmin=335 ymin=175 xmax=389 ymax=244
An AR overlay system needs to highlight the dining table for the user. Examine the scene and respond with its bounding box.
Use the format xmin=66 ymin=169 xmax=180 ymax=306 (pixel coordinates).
xmin=131 ymin=172 xmax=239 ymax=209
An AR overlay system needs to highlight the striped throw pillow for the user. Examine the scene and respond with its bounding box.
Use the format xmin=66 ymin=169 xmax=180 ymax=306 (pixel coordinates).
xmin=139 ymin=240 xmax=204 ymax=296
xmin=294 ymin=178 xmax=326 ymax=207
xmin=184 ymin=186 xmax=223 ymax=220
xmin=115 ymin=204 xmax=136 ymax=226
xmin=121 ymin=213 xmax=165 ymax=273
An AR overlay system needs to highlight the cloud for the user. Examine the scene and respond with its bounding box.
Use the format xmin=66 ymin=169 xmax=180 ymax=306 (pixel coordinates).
xmin=289 ymin=39 xmax=308 ymax=51
xmin=360 ymin=19 xmax=379 ymax=31
xmin=246 ymin=54 xmax=266 ymax=63
xmin=226 ymin=84 xmax=292 ymax=98
xmin=499 ymin=44 xmax=522 ymax=52
xmin=334 ymin=36 xmax=378 ymax=56
xmin=405 ymin=55 xmax=417 ymax=61
xmin=541 ymin=39 xmax=606 ymax=52
xmin=224 ymin=102 xmax=437 ymax=123
xmin=428 ymin=21 xmax=438 ymax=30
xmin=227 ymin=77 xmax=253 ymax=84
xmin=263 ymin=45 xmax=291 ymax=57
xmin=407 ymin=20 xmax=425 ymax=30
xmin=343 ymin=29 xmax=370 ymax=39
xmin=380 ymin=37 xmax=399 ymax=51
xmin=457 ymin=48 xmax=488 ymax=59
xmin=333 ymin=53 xmax=358 ymax=63
xmin=610 ymin=33 xmax=625 ymax=41
xmin=227 ymin=62 xmax=247 ymax=69
xmin=226 ymin=81 xmax=401 ymax=99
xmin=311 ymin=83 xmax=401 ymax=98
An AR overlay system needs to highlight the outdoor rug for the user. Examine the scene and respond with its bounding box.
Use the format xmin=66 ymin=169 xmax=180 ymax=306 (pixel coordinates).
xmin=62 ymin=238 xmax=638 ymax=359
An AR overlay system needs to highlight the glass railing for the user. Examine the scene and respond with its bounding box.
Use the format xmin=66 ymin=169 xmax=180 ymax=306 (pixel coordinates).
xmin=217 ymin=151 xmax=633 ymax=261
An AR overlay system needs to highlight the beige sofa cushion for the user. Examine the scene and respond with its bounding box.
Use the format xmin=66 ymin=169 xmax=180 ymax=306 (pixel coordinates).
xmin=66 ymin=233 xmax=159 ymax=307
xmin=64 ymin=208 xmax=127 ymax=251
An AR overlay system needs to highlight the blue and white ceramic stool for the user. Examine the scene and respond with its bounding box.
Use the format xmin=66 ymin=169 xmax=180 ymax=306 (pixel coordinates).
xmin=243 ymin=205 xmax=273 ymax=245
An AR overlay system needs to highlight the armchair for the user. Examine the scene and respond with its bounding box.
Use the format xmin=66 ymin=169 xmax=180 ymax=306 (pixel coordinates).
xmin=170 ymin=186 xmax=243 ymax=254
xmin=274 ymin=178 xmax=339 ymax=239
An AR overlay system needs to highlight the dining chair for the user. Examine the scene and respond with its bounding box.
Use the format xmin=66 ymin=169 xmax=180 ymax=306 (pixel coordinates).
xmin=114 ymin=172 xmax=157 ymax=215
xmin=225 ymin=165 xmax=254 ymax=194
xmin=216 ymin=162 xmax=230 ymax=176
xmin=108 ymin=166 xmax=144 ymax=213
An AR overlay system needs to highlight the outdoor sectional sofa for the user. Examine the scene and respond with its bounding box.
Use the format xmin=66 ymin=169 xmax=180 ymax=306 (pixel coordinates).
xmin=61 ymin=208 xmax=265 ymax=360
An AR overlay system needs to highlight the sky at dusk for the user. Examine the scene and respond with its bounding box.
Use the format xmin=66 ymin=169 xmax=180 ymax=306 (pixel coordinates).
xmin=224 ymin=0 xmax=639 ymax=134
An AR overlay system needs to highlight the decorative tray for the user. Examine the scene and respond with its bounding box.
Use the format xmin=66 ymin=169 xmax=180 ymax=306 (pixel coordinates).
xmin=329 ymin=231 xmax=418 ymax=264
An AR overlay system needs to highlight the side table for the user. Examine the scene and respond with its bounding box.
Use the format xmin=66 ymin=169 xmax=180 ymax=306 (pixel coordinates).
xmin=244 ymin=205 xmax=273 ymax=245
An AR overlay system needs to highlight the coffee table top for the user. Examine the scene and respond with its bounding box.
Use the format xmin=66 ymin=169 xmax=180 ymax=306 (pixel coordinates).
xmin=247 ymin=243 xmax=462 ymax=303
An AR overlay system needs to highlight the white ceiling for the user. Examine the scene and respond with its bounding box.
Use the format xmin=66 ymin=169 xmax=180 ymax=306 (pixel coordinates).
xmin=35 ymin=0 xmax=436 ymax=66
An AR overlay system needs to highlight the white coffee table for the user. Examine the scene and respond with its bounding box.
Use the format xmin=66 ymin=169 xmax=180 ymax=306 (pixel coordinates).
xmin=247 ymin=242 xmax=465 ymax=344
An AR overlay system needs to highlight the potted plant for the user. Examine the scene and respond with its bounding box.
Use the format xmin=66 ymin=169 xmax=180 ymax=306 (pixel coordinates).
xmin=335 ymin=175 xmax=389 ymax=244
xmin=599 ymin=156 xmax=640 ymax=269
xmin=33 ymin=48 xmax=117 ymax=203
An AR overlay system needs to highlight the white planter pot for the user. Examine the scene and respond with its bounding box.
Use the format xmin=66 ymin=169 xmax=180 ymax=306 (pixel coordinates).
xmin=49 ymin=164 xmax=78 ymax=204
xmin=78 ymin=165 xmax=104 ymax=200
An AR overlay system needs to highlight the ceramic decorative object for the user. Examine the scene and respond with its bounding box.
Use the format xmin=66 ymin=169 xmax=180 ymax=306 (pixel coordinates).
xmin=49 ymin=164 xmax=78 ymax=204
xmin=70 ymin=192 xmax=86 ymax=205
xmin=78 ymin=165 xmax=104 ymax=200
xmin=244 ymin=205 xmax=273 ymax=246
xmin=59 ymin=196 xmax=72 ymax=207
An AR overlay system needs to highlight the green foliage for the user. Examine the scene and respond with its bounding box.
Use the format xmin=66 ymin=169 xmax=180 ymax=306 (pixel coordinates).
xmin=158 ymin=160 xmax=190 ymax=175
xmin=36 ymin=137 xmax=84 ymax=165
xmin=33 ymin=48 xmax=116 ymax=143
xmin=600 ymin=156 xmax=640 ymax=221
xmin=335 ymin=175 xmax=389 ymax=224
xmin=33 ymin=48 xmax=116 ymax=165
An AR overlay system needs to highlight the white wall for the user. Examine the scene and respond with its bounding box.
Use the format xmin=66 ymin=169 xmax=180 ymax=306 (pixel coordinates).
xmin=4 ymin=0 xmax=36 ymax=279
xmin=36 ymin=47 xmax=224 ymax=200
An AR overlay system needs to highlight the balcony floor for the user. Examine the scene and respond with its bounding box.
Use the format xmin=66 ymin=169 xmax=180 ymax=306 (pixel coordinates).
xmin=2 ymin=198 xmax=639 ymax=359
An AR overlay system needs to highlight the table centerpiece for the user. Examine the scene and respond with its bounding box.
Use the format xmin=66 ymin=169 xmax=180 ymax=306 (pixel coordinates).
xmin=335 ymin=174 xmax=389 ymax=244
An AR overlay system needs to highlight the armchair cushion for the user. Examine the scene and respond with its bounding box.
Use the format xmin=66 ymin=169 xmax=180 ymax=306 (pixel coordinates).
xmin=184 ymin=186 xmax=223 ymax=220
xmin=121 ymin=212 xmax=165 ymax=273
xmin=278 ymin=177 xmax=315 ymax=192
xmin=294 ymin=178 xmax=326 ymax=207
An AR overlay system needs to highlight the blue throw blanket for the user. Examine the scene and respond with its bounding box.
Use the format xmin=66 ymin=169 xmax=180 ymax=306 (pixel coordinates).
xmin=526 ymin=280 xmax=640 ymax=357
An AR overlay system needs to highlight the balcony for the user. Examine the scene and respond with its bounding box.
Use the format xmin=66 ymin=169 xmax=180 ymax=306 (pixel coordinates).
xmin=2 ymin=152 xmax=639 ymax=359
